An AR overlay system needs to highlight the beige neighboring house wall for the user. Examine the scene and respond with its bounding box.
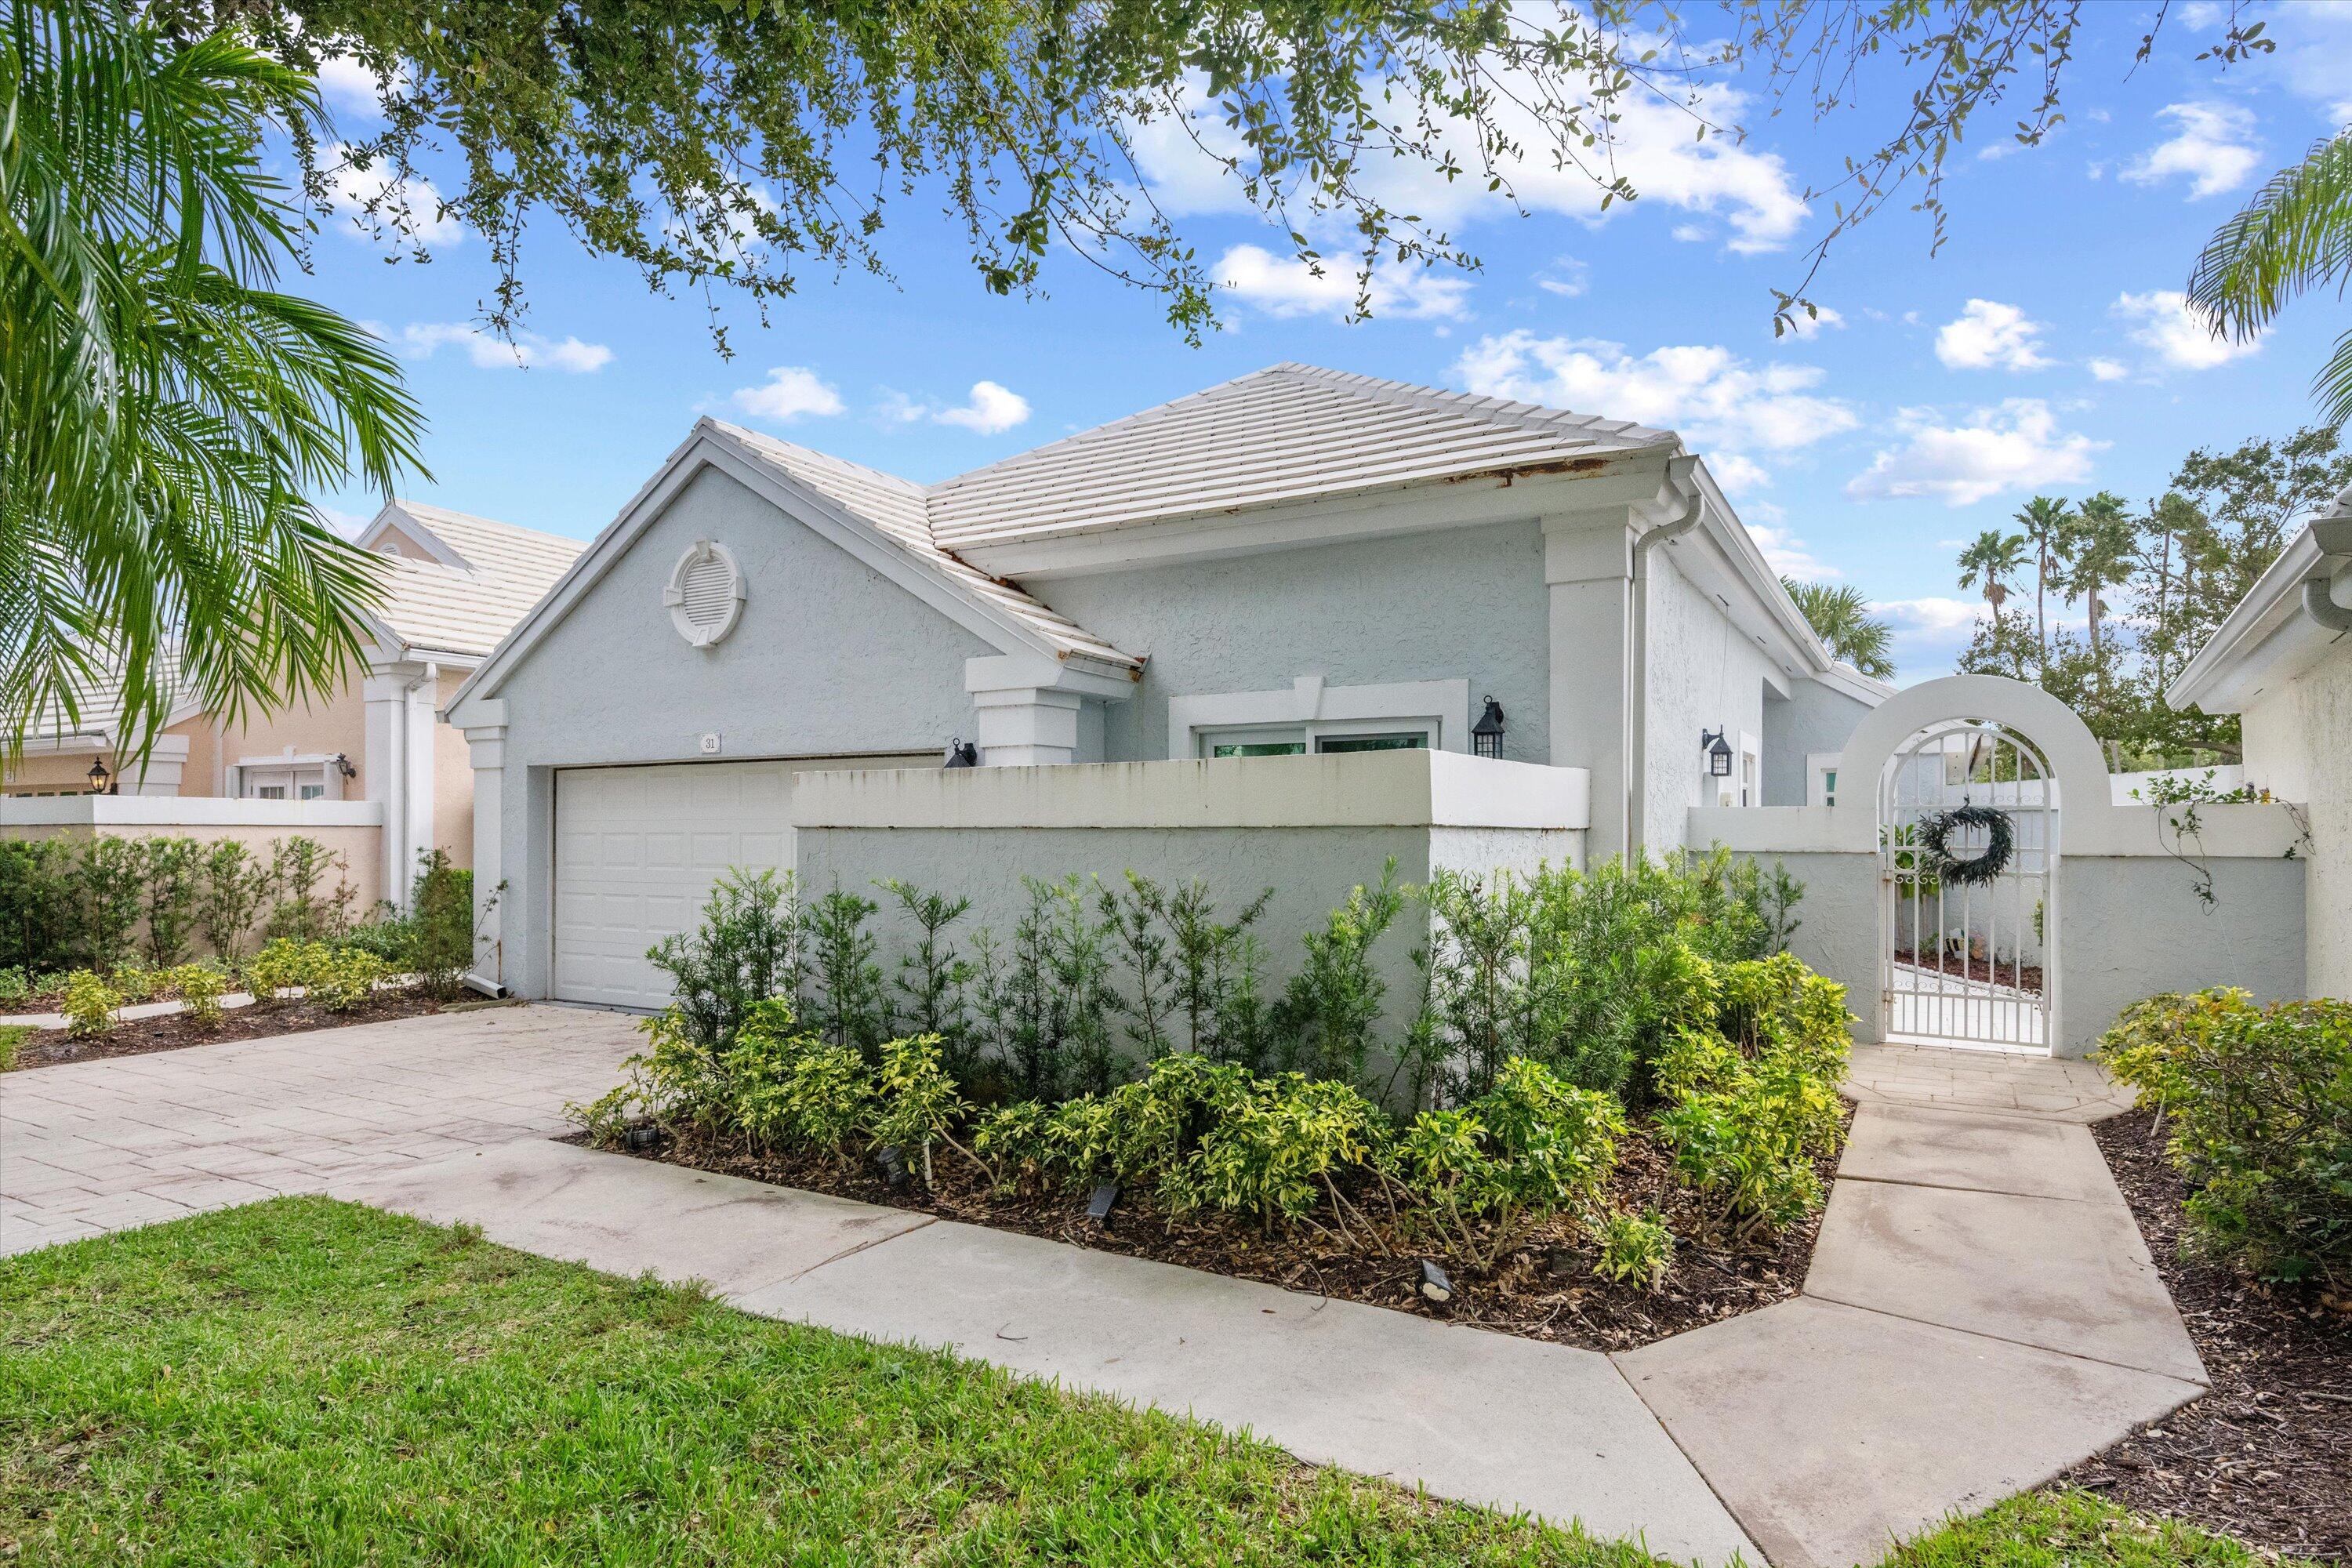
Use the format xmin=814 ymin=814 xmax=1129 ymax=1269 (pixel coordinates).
xmin=3 ymin=499 xmax=584 ymax=910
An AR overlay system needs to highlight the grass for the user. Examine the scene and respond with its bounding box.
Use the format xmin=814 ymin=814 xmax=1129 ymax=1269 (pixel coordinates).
xmin=0 ymin=1023 xmax=27 ymax=1071
xmin=0 ymin=1198 xmax=1668 ymax=1566
xmin=0 ymin=1200 xmax=2312 ymax=1568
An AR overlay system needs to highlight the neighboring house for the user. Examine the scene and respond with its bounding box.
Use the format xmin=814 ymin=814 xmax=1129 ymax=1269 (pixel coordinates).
xmin=446 ymin=363 xmax=1889 ymax=1005
xmin=2168 ymin=482 xmax=2352 ymax=996
xmin=4 ymin=500 xmax=583 ymax=908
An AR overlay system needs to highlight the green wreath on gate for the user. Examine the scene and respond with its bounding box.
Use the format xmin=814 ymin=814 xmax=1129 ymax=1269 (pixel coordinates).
xmin=1918 ymin=804 xmax=2016 ymax=886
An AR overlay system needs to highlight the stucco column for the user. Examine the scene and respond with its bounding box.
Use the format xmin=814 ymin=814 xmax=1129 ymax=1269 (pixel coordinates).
xmin=361 ymin=669 xmax=411 ymax=908
xmin=464 ymin=717 xmax=507 ymax=986
xmin=971 ymin=687 xmax=1084 ymax=766
xmin=1544 ymin=515 xmax=1637 ymax=863
xmin=401 ymin=667 xmax=437 ymax=898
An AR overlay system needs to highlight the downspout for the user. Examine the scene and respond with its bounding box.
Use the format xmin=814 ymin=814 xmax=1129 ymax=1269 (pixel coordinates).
xmin=2304 ymin=518 xmax=2352 ymax=632
xmin=1625 ymin=456 xmax=1706 ymax=858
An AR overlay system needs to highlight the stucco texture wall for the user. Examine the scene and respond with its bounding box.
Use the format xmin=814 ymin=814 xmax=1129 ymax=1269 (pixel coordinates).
xmin=1642 ymin=551 xmax=1778 ymax=851
xmin=211 ymin=681 xmax=369 ymax=796
xmin=431 ymin=669 xmax=474 ymax=867
xmin=492 ymin=464 xmax=999 ymax=996
xmin=1763 ymin=677 xmax=1874 ymax=808
xmin=1030 ymin=521 xmax=1551 ymax=764
xmin=2058 ymin=855 xmax=2306 ymax=1042
xmin=2243 ymin=639 xmax=2352 ymax=996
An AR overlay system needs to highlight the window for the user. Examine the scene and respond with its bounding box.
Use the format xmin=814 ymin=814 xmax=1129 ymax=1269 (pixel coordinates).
xmin=255 ymin=784 xmax=286 ymax=800
xmin=1822 ymin=768 xmax=1838 ymax=808
xmin=1198 ymin=723 xmax=1434 ymax=760
xmin=1171 ymin=677 xmax=1469 ymax=761
xmin=1316 ymin=732 xmax=1429 ymax=754
xmin=1208 ymin=735 xmax=1306 ymax=758
xmin=298 ymin=782 xmax=326 ymax=800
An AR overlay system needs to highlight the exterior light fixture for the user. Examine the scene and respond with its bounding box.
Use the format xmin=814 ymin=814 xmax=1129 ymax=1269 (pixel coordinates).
xmin=1086 ymin=1181 xmax=1119 ymax=1221
xmin=942 ymin=739 xmax=978 ymax=768
xmin=873 ymin=1144 xmax=910 ymax=1188
xmin=85 ymin=757 xmax=112 ymax=794
xmin=1417 ymin=1258 xmax=1454 ymax=1304
xmin=1472 ymin=696 xmax=1507 ymax=760
xmin=1701 ymin=728 xmax=1734 ymax=779
xmin=623 ymin=1119 xmax=659 ymax=1152
xmin=332 ymin=753 xmax=357 ymax=781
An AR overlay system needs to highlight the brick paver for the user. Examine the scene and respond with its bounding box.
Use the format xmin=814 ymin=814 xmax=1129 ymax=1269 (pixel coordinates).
xmin=0 ymin=1005 xmax=641 ymax=1257
xmin=1842 ymin=1042 xmax=2136 ymax=1122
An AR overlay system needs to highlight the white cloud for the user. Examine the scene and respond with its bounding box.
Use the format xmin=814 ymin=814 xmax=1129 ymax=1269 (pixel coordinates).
xmin=1880 ymin=597 xmax=1987 ymax=636
xmin=1934 ymin=299 xmax=2052 ymax=371
xmin=933 ymin=381 xmax=1032 ymax=435
xmin=732 ymin=365 xmax=845 ymax=423
xmin=1453 ymin=331 xmax=1857 ymax=488
xmin=1671 ymin=223 xmax=1710 ymax=243
xmin=2112 ymin=289 xmax=2263 ymax=370
xmin=2122 ymin=101 xmax=2261 ymax=199
xmin=1534 ymin=256 xmax=1589 ymax=298
xmin=1846 ymin=399 xmax=2103 ymax=506
xmin=2086 ymin=357 xmax=2129 ymax=382
xmin=1131 ymin=71 xmax=1808 ymax=255
xmin=1709 ymin=452 xmax=1773 ymax=494
xmin=396 ymin=322 xmax=611 ymax=373
xmin=312 ymin=503 xmax=371 ymax=538
xmin=1211 ymin=244 xmax=1471 ymax=321
xmin=1780 ymin=305 xmax=1845 ymax=341
xmin=322 ymin=144 xmax=463 ymax=247
xmin=1748 ymin=524 xmax=1839 ymax=581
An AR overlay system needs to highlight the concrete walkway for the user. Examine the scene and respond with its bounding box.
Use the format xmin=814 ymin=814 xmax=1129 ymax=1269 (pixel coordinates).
xmin=2 ymin=1018 xmax=2204 ymax=1568
xmin=0 ymin=1007 xmax=640 ymax=1254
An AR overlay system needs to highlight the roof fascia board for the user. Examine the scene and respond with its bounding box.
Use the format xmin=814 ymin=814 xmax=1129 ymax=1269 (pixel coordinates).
xmin=2169 ymin=527 xmax=2325 ymax=710
xmin=356 ymin=501 xmax=472 ymax=569
xmin=967 ymin=454 xmax=1678 ymax=581
xmin=447 ymin=426 xmax=1080 ymax=728
xmin=1685 ymin=459 xmax=1835 ymax=676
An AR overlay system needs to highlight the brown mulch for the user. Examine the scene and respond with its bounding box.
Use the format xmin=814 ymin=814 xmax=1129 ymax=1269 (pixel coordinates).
xmin=609 ymin=1109 xmax=1846 ymax=1354
xmin=1890 ymin=947 xmax=2045 ymax=996
xmin=4 ymin=988 xmax=452 ymax=1071
xmin=2060 ymin=1109 xmax=2352 ymax=1561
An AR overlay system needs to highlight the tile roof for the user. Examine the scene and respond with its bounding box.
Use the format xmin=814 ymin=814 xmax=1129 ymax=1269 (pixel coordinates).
xmin=371 ymin=502 xmax=587 ymax=659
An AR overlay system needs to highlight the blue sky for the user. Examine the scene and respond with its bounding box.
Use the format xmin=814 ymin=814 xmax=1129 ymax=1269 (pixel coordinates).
xmin=294 ymin=2 xmax=2352 ymax=682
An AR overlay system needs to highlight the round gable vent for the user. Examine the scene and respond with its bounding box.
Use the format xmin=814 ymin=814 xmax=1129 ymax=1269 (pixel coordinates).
xmin=664 ymin=539 xmax=746 ymax=648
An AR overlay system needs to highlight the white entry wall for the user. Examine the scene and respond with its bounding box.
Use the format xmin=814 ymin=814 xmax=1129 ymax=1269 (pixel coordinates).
xmin=550 ymin=754 xmax=930 ymax=1008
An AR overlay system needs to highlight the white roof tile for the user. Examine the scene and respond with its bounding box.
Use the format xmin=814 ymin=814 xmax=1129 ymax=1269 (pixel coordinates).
xmin=371 ymin=503 xmax=586 ymax=658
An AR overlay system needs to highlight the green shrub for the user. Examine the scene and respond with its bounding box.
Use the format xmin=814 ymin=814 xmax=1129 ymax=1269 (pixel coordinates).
xmin=243 ymin=938 xmax=312 ymax=1002
xmin=309 ymin=948 xmax=389 ymax=1011
xmin=971 ymin=1099 xmax=1058 ymax=1192
xmin=2099 ymin=989 xmax=2352 ymax=1283
xmin=339 ymin=913 xmax=420 ymax=967
xmin=111 ymin=963 xmax=161 ymax=1004
xmin=1180 ymin=1073 xmax=1389 ymax=1236
xmin=0 ymin=965 xmax=27 ymax=1004
xmin=196 ymin=840 xmax=271 ymax=961
xmin=880 ymin=880 xmax=975 ymax=1075
xmin=1273 ymin=858 xmax=1407 ymax=1087
xmin=264 ymin=837 xmax=356 ymax=943
xmin=1589 ymin=1206 xmax=1676 ymax=1290
xmin=647 ymin=869 xmax=804 ymax=1050
xmin=1389 ymin=1058 xmax=1624 ymax=1269
xmin=0 ymin=839 xmax=78 ymax=971
xmin=806 ymin=885 xmax=888 ymax=1056
xmin=61 ymin=970 xmax=118 ymax=1038
xmin=140 ymin=837 xmax=203 ymax=967
xmin=75 ymin=837 xmax=145 ymax=971
xmin=169 ymin=962 xmax=228 ymax=1029
xmin=869 ymin=1034 xmax=972 ymax=1189
xmin=408 ymin=850 xmax=477 ymax=996
xmin=566 ymin=1082 xmax=644 ymax=1149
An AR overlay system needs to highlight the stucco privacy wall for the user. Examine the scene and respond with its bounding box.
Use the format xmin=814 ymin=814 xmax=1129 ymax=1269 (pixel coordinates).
xmin=1642 ymin=548 xmax=1778 ymax=837
xmin=793 ymin=752 xmax=1588 ymax=1081
xmin=1030 ymin=521 xmax=1551 ymax=764
xmin=485 ymin=466 xmax=999 ymax=997
xmin=1763 ymin=675 xmax=1874 ymax=808
xmin=2241 ymin=640 xmax=2352 ymax=995
xmin=1689 ymin=673 xmax=2308 ymax=1057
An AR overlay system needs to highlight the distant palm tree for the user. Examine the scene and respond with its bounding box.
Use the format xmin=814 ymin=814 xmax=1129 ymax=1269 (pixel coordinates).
xmin=2 ymin=0 xmax=424 ymax=756
xmin=1956 ymin=530 xmax=2028 ymax=632
xmin=2060 ymin=492 xmax=2136 ymax=696
xmin=2012 ymin=495 xmax=2072 ymax=664
xmin=1781 ymin=578 xmax=1896 ymax=681
xmin=2189 ymin=126 xmax=2352 ymax=432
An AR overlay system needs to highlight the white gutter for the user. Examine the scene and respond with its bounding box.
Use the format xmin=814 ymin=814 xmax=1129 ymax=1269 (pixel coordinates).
xmin=1626 ymin=456 xmax=1706 ymax=855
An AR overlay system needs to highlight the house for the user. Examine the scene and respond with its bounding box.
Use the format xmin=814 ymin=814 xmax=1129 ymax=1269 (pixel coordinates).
xmin=446 ymin=364 xmax=1889 ymax=1006
xmin=2167 ymin=481 xmax=2352 ymax=996
xmin=4 ymin=500 xmax=583 ymax=909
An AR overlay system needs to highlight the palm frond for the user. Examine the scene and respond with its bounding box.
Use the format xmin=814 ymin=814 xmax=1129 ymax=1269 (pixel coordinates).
xmin=2187 ymin=129 xmax=2352 ymax=344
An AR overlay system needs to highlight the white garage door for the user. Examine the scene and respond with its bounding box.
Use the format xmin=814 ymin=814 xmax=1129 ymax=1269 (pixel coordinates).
xmin=552 ymin=760 xmax=793 ymax=1008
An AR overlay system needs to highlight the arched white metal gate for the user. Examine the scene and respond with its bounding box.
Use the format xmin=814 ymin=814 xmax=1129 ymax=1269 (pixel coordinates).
xmin=1878 ymin=718 xmax=2056 ymax=1051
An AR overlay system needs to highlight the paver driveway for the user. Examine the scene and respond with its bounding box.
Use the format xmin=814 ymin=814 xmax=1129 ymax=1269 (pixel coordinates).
xmin=0 ymin=1005 xmax=641 ymax=1257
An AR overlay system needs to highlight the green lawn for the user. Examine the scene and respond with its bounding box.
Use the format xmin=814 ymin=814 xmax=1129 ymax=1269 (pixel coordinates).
xmin=0 ymin=1200 xmax=2307 ymax=1567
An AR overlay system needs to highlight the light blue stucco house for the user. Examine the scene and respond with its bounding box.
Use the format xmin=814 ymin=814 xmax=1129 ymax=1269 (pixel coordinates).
xmin=445 ymin=364 xmax=1889 ymax=1007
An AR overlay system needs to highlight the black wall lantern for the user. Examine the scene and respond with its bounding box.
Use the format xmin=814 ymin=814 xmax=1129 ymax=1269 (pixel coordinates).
xmin=1471 ymin=696 xmax=1506 ymax=760
xmin=1700 ymin=728 xmax=1734 ymax=778
xmin=942 ymin=739 xmax=978 ymax=768
xmin=85 ymin=757 xmax=112 ymax=794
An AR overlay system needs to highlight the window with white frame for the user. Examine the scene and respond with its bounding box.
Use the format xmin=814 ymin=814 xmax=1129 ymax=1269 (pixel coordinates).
xmin=1171 ymin=677 xmax=1468 ymax=762
xmin=235 ymin=757 xmax=340 ymax=802
xmin=1197 ymin=720 xmax=1436 ymax=760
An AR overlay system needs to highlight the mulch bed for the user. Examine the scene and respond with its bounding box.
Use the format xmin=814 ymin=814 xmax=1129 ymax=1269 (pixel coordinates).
xmin=2061 ymin=1109 xmax=2352 ymax=1561
xmin=1890 ymin=947 xmax=2045 ymax=996
xmin=608 ymin=1109 xmax=1846 ymax=1354
xmin=4 ymin=988 xmax=452 ymax=1071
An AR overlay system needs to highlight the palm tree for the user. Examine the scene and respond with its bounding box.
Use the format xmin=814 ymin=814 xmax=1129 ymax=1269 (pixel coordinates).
xmin=1955 ymin=530 xmax=2028 ymax=633
xmin=2060 ymin=492 xmax=2136 ymax=698
xmin=2012 ymin=495 xmax=2072 ymax=665
xmin=1780 ymin=577 xmax=1896 ymax=681
xmin=2 ymin=0 xmax=423 ymax=757
xmin=2189 ymin=126 xmax=2352 ymax=431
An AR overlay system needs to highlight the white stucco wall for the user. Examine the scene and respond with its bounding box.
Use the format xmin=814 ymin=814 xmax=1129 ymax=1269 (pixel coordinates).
xmin=1643 ymin=549 xmax=1780 ymax=851
xmin=1763 ymin=677 xmax=1876 ymax=808
xmin=489 ymin=465 xmax=1000 ymax=998
xmin=1029 ymin=521 xmax=1552 ymax=764
xmin=2241 ymin=637 xmax=2352 ymax=995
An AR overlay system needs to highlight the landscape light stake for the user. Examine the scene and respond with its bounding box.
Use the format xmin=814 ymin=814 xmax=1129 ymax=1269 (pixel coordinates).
xmin=1417 ymin=1259 xmax=1454 ymax=1304
xmin=623 ymin=1120 xmax=659 ymax=1152
xmin=874 ymin=1145 xmax=909 ymax=1189
xmin=1087 ymin=1181 xmax=1119 ymax=1222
